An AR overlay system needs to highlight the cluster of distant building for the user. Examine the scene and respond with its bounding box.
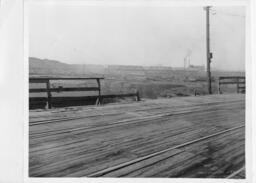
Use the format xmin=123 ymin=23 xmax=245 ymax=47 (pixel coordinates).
xmin=183 ymin=56 xmax=205 ymax=71
xmin=105 ymin=63 xmax=205 ymax=72
xmin=185 ymin=64 xmax=205 ymax=71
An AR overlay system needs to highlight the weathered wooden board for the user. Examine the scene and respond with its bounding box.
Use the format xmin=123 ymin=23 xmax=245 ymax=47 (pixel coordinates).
xmin=29 ymin=94 xmax=245 ymax=178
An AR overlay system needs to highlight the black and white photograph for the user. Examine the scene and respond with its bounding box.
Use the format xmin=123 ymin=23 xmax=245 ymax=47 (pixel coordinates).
xmin=0 ymin=0 xmax=255 ymax=183
xmin=27 ymin=2 xmax=248 ymax=179
xmin=2 ymin=0 xmax=256 ymax=182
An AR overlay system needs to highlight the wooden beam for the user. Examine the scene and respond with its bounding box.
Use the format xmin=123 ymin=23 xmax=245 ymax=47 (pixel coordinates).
xmin=30 ymin=87 xmax=100 ymax=93
xmin=236 ymin=77 xmax=240 ymax=93
xmin=219 ymin=81 xmax=245 ymax=85
xmin=219 ymin=76 xmax=245 ymax=80
xmin=29 ymin=93 xmax=139 ymax=109
xmin=29 ymin=77 xmax=104 ymax=81
xmin=136 ymin=90 xmax=140 ymax=101
xmin=29 ymin=78 xmax=49 ymax=83
xmin=30 ymin=93 xmax=139 ymax=101
xmin=218 ymin=78 xmax=221 ymax=94
xmin=46 ymin=80 xmax=52 ymax=109
xmin=96 ymin=78 xmax=101 ymax=105
xmin=238 ymin=86 xmax=245 ymax=89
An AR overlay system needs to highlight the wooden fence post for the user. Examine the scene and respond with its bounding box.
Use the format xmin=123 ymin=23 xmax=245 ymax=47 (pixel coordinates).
xmin=46 ymin=80 xmax=52 ymax=109
xmin=236 ymin=77 xmax=240 ymax=93
xmin=96 ymin=78 xmax=101 ymax=105
xmin=136 ymin=90 xmax=140 ymax=101
xmin=194 ymin=89 xmax=197 ymax=96
xmin=218 ymin=77 xmax=221 ymax=94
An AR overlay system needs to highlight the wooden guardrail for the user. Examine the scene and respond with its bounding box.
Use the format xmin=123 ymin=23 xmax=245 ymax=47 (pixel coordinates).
xmin=29 ymin=77 xmax=104 ymax=109
xmin=218 ymin=76 xmax=245 ymax=94
xmin=29 ymin=77 xmax=140 ymax=109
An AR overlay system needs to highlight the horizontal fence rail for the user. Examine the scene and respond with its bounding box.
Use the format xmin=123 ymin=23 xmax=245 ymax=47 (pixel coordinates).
xmin=29 ymin=77 xmax=104 ymax=83
xmin=218 ymin=76 xmax=245 ymax=94
xmin=30 ymin=87 xmax=100 ymax=93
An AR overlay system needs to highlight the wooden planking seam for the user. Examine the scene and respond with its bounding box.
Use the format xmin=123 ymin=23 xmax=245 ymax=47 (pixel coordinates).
xmin=104 ymin=128 xmax=245 ymax=177
xmin=29 ymin=124 xmax=243 ymax=176
xmin=29 ymin=115 xmax=242 ymax=155
xmin=30 ymin=125 xmax=195 ymax=163
xmin=68 ymin=149 xmax=185 ymax=177
xmin=29 ymin=94 xmax=243 ymax=119
xmin=29 ymin=123 xmax=242 ymax=163
xmin=30 ymin=99 xmax=244 ymax=124
xmin=30 ymin=102 xmax=244 ymax=136
xmin=29 ymin=96 xmax=244 ymax=121
xmin=30 ymin=110 xmax=244 ymax=150
xmin=126 ymin=152 xmax=197 ymax=177
xmin=29 ymin=115 xmax=244 ymax=156
xmin=110 ymin=127 xmax=245 ymax=177
xmin=87 ymin=125 xmax=244 ymax=177
xmin=29 ymin=94 xmax=245 ymax=177
xmin=30 ymin=104 xmax=244 ymax=139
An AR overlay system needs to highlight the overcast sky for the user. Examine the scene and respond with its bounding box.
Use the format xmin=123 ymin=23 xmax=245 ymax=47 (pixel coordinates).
xmin=29 ymin=4 xmax=245 ymax=71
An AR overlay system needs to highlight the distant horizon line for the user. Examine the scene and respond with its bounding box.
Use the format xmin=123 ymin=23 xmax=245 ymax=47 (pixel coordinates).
xmin=29 ymin=56 xmax=245 ymax=72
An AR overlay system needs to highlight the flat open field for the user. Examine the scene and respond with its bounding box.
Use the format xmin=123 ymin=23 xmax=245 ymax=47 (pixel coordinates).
xmin=29 ymin=93 xmax=245 ymax=178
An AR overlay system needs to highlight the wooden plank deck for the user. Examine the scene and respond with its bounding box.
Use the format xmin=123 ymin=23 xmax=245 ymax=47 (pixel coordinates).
xmin=29 ymin=94 xmax=245 ymax=178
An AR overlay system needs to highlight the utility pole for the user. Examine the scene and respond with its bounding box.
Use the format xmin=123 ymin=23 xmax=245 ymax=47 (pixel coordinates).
xmin=205 ymin=6 xmax=212 ymax=94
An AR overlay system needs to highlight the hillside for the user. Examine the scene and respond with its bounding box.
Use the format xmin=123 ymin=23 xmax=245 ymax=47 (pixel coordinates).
xmin=29 ymin=57 xmax=105 ymax=77
xmin=30 ymin=57 xmax=73 ymax=76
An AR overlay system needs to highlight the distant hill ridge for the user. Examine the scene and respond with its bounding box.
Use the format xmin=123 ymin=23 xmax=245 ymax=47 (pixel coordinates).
xmin=29 ymin=57 xmax=175 ymax=77
xmin=29 ymin=57 xmax=245 ymax=77
xmin=29 ymin=57 xmax=103 ymax=77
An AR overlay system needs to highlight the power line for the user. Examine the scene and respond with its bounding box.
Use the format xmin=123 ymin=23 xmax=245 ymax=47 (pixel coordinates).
xmin=211 ymin=9 xmax=245 ymax=18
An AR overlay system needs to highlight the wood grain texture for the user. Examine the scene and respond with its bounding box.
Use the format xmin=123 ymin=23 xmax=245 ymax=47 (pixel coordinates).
xmin=29 ymin=94 xmax=245 ymax=178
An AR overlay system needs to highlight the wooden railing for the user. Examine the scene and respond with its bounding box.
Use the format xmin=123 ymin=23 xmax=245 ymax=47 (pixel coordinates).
xmin=218 ymin=76 xmax=245 ymax=94
xmin=29 ymin=77 xmax=104 ymax=109
xmin=29 ymin=77 xmax=140 ymax=109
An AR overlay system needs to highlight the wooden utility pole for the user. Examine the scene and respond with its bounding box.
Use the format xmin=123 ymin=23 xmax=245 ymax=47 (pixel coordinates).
xmin=205 ymin=6 xmax=212 ymax=94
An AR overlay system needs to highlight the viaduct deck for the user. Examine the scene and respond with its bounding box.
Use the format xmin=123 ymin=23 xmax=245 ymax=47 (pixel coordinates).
xmin=29 ymin=94 xmax=245 ymax=178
